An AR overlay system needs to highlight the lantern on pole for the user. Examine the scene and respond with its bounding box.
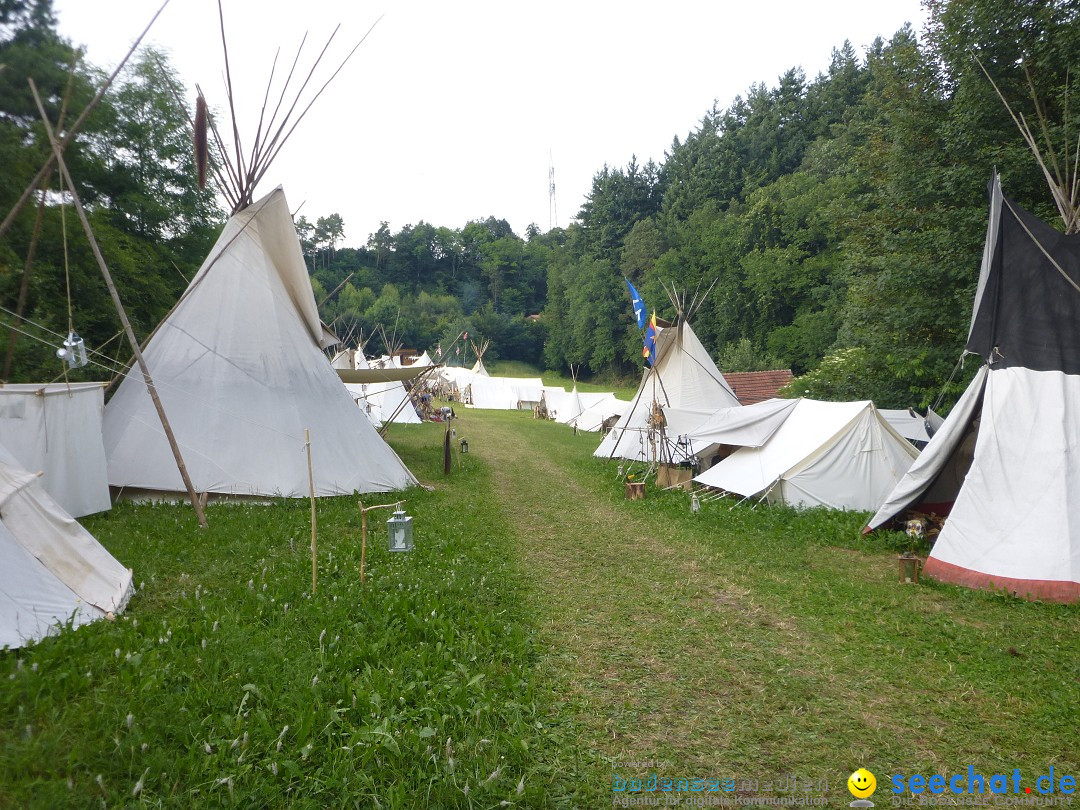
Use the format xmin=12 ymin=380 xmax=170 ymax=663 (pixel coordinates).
xmin=387 ymin=503 xmax=414 ymax=552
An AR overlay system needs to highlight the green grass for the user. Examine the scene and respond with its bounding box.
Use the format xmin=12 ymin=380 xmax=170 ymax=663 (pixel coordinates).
xmin=2 ymin=410 xmax=1077 ymax=808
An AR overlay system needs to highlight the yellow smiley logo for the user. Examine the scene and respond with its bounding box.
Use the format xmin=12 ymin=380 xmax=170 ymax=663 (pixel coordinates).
xmin=848 ymin=768 xmax=877 ymax=799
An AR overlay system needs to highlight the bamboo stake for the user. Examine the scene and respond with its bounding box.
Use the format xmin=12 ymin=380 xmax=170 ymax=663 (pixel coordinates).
xmin=29 ymin=78 xmax=209 ymax=530
xmin=305 ymin=428 xmax=317 ymax=593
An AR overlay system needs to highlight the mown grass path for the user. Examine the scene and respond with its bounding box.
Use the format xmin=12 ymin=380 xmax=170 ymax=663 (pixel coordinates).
xmin=460 ymin=409 xmax=1079 ymax=806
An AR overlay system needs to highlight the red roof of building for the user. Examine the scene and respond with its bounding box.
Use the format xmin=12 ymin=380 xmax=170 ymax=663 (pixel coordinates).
xmin=723 ymin=369 xmax=795 ymax=405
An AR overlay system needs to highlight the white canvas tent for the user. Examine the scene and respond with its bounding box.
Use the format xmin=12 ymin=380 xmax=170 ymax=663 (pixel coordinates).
xmin=867 ymin=176 xmax=1080 ymax=602
xmin=879 ymin=408 xmax=935 ymax=444
xmin=555 ymin=389 xmax=629 ymax=432
xmin=595 ymin=319 xmax=740 ymax=462
xmin=103 ymin=188 xmax=417 ymax=497
xmin=695 ymin=399 xmax=918 ymax=511
xmin=0 ymin=382 xmax=111 ymax=516
xmin=0 ymin=442 xmax=132 ymax=649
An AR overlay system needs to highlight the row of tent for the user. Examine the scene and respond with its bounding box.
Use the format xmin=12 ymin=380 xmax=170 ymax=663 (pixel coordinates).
xmin=594 ymin=175 xmax=1078 ymax=603
xmin=4 ymin=174 xmax=1077 ymax=650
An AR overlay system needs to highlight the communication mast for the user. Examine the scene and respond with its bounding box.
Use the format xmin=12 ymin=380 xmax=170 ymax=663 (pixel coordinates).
xmin=548 ymin=150 xmax=558 ymax=231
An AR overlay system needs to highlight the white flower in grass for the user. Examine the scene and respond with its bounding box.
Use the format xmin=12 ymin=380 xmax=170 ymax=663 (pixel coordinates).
xmin=301 ymin=742 xmax=313 ymax=759
xmin=126 ymin=713 xmax=134 ymax=730
xmin=319 ymin=629 xmax=326 ymax=645
xmin=517 ymin=775 xmax=525 ymax=795
xmin=132 ymin=767 xmax=149 ymax=797
xmin=262 ymin=583 xmax=267 ymax=592
xmin=270 ymin=761 xmax=278 ymax=776
xmin=141 ymin=743 xmax=148 ymax=752
xmin=312 ymin=675 xmax=319 ymax=687
xmin=114 ymin=649 xmax=121 ymax=659
xmin=95 ymin=774 xmax=104 ymax=789
xmin=30 ymin=662 xmax=37 ymax=673
xmin=201 ymin=639 xmax=207 ymax=650
xmin=132 ymin=618 xmax=138 ymax=629
xmin=248 ymin=580 xmax=254 ymax=590
xmin=125 ymin=653 xmax=131 ymax=662
xmin=212 ymin=621 xmax=219 ymax=632
xmin=462 ymin=782 xmax=469 ymax=796
xmin=204 ymin=743 xmax=212 ymax=754
xmin=485 ymin=766 xmax=502 ymax=784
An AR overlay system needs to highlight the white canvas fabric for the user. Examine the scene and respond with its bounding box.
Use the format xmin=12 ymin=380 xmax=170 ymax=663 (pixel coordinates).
xmin=869 ymin=366 xmax=1080 ymax=600
xmin=103 ymin=188 xmax=416 ymax=497
xmin=0 ymin=382 xmax=111 ymax=516
xmin=867 ymin=366 xmax=989 ymax=530
xmin=466 ymin=376 xmax=519 ymax=409
xmin=879 ymin=408 xmax=934 ymax=443
xmin=595 ymin=320 xmax=740 ymax=461
xmin=0 ymin=443 xmax=132 ymax=649
xmin=685 ymin=398 xmax=799 ymax=450
xmin=695 ymin=399 xmax=918 ymax=510
xmin=470 ymin=357 xmax=490 ymax=377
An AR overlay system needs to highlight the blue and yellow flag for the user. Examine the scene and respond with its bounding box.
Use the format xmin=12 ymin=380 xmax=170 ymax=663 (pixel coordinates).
xmin=643 ymin=311 xmax=658 ymax=366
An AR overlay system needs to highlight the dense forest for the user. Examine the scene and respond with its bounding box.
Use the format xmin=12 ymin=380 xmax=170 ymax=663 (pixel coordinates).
xmin=2 ymin=0 xmax=1078 ymax=410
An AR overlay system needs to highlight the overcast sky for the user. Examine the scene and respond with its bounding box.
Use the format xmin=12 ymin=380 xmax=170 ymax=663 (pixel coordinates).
xmin=53 ymin=0 xmax=927 ymax=244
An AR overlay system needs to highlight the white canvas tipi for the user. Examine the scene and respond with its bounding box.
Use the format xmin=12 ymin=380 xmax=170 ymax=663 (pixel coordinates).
xmin=0 ymin=442 xmax=132 ymax=649
xmin=867 ymin=176 xmax=1080 ymax=602
xmin=103 ymin=188 xmax=416 ymax=497
xmin=594 ymin=318 xmax=740 ymax=461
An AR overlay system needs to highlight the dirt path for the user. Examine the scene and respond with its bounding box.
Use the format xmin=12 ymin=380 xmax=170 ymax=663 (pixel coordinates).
xmin=472 ymin=414 xmax=834 ymax=787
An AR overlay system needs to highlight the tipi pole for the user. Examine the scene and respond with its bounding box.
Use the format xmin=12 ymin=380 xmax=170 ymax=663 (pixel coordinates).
xmin=305 ymin=428 xmax=317 ymax=593
xmin=30 ymin=79 xmax=209 ymax=530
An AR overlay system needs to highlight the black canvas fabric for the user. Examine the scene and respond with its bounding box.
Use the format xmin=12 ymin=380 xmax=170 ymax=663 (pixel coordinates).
xmin=967 ymin=189 xmax=1080 ymax=374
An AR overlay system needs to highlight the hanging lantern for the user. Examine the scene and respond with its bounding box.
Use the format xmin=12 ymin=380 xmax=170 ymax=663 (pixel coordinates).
xmin=691 ymin=493 xmax=701 ymax=514
xmin=56 ymin=330 xmax=88 ymax=368
xmin=459 ymin=438 xmax=469 ymax=454
xmin=387 ymin=503 xmax=414 ymax=552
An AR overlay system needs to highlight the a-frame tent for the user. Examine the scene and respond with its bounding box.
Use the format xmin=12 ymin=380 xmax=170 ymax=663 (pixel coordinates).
xmin=594 ymin=318 xmax=740 ymax=462
xmin=695 ymin=398 xmax=918 ymax=511
xmin=103 ymin=188 xmax=417 ymax=497
xmin=867 ymin=175 xmax=1080 ymax=602
xmin=0 ymin=442 xmax=132 ymax=649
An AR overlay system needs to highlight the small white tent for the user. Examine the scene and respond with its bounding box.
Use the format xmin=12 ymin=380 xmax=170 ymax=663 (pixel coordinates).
xmin=695 ymin=399 xmax=918 ymax=511
xmin=0 ymin=382 xmax=111 ymax=516
xmin=595 ymin=318 xmax=740 ymax=462
xmin=103 ymin=188 xmax=417 ymax=497
xmin=0 ymin=443 xmax=132 ymax=649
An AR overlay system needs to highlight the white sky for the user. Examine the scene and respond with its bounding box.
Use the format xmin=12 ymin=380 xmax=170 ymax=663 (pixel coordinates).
xmin=53 ymin=0 xmax=926 ymax=244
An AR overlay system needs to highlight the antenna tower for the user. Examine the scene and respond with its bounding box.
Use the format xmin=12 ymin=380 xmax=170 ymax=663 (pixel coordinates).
xmin=549 ymin=150 xmax=558 ymax=231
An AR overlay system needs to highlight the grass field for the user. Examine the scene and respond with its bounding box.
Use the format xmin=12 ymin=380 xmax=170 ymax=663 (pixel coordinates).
xmin=1 ymin=409 xmax=1077 ymax=808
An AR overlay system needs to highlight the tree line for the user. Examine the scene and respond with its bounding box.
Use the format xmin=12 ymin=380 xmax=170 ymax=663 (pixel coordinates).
xmin=2 ymin=0 xmax=1077 ymax=412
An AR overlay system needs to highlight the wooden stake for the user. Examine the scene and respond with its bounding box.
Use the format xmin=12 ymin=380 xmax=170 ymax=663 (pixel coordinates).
xmin=305 ymin=428 xmax=317 ymax=593
xmin=29 ymin=78 xmax=209 ymax=530
xmin=359 ymin=500 xmax=367 ymax=588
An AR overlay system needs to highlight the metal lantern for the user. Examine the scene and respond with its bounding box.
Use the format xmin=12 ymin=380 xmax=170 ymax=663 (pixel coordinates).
xmin=56 ymin=330 xmax=88 ymax=368
xmin=387 ymin=503 xmax=414 ymax=552
xmin=459 ymin=438 xmax=469 ymax=454
xmin=691 ymin=493 xmax=701 ymax=515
